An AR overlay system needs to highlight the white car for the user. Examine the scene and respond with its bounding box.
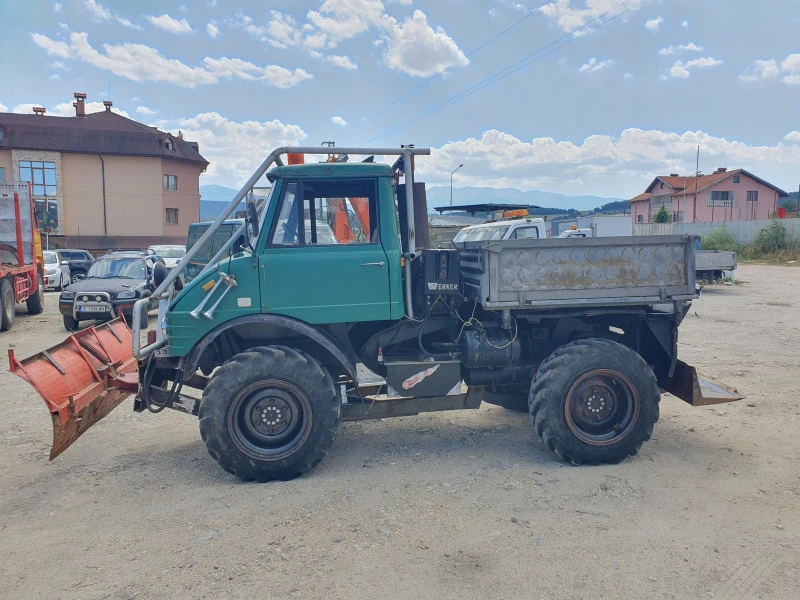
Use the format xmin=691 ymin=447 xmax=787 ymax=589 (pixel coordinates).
xmin=453 ymin=216 xmax=546 ymax=242
xmin=147 ymin=245 xmax=186 ymax=267
xmin=43 ymin=250 xmax=71 ymax=291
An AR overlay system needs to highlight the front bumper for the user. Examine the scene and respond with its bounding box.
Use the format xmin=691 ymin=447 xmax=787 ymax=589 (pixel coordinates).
xmin=59 ymin=292 xmax=138 ymax=320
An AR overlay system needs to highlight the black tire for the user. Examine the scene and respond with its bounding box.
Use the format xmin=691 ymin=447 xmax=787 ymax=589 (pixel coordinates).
xmin=0 ymin=278 xmax=15 ymax=331
xmin=482 ymin=386 xmax=529 ymax=412
xmin=26 ymin=274 xmax=45 ymax=315
xmin=71 ymin=271 xmax=83 ymax=284
xmin=63 ymin=315 xmax=79 ymax=331
xmin=529 ymin=338 xmax=660 ymax=465
xmin=56 ymin=274 xmax=64 ymax=292
xmin=199 ymin=345 xmax=340 ymax=482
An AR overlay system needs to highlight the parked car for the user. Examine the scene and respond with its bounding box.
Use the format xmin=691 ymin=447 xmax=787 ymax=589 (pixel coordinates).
xmin=58 ymin=253 xmax=161 ymax=331
xmin=43 ymin=250 xmax=71 ymax=291
xmin=57 ymin=248 xmax=95 ymax=284
xmin=147 ymin=245 xmax=186 ymax=267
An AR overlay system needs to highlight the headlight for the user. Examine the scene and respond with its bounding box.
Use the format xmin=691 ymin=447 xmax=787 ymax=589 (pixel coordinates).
xmin=46 ymin=268 xmax=56 ymax=276
xmin=117 ymin=290 xmax=137 ymax=300
xmin=61 ymin=291 xmax=75 ymax=299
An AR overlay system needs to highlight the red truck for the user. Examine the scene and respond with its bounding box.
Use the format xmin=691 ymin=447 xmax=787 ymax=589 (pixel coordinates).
xmin=0 ymin=181 xmax=45 ymax=330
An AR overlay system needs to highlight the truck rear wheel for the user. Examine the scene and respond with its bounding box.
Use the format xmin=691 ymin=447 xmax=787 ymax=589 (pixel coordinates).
xmin=529 ymin=338 xmax=659 ymax=465
xmin=0 ymin=279 xmax=15 ymax=331
xmin=199 ymin=345 xmax=340 ymax=482
xmin=26 ymin=274 xmax=44 ymax=315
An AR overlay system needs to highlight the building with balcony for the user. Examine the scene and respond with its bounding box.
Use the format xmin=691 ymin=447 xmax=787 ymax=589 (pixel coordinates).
xmin=0 ymin=93 xmax=208 ymax=250
xmin=629 ymin=168 xmax=788 ymax=224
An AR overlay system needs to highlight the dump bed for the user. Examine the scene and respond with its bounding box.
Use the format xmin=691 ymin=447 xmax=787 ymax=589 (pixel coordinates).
xmin=455 ymin=235 xmax=697 ymax=310
xmin=696 ymin=250 xmax=737 ymax=272
xmin=0 ymin=182 xmax=35 ymax=266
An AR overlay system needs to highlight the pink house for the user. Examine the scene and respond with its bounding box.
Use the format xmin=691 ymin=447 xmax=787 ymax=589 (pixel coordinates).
xmin=629 ymin=168 xmax=788 ymax=224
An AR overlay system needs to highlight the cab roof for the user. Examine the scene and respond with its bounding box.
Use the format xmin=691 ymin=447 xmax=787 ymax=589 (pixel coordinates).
xmin=268 ymin=162 xmax=393 ymax=182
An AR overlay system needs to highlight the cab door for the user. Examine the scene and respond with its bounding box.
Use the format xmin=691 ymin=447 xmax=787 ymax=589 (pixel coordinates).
xmin=259 ymin=179 xmax=392 ymax=324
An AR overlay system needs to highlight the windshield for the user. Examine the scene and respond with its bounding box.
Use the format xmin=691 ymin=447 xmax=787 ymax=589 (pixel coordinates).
xmin=87 ymin=257 xmax=147 ymax=279
xmin=151 ymin=247 xmax=186 ymax=259
xmin=453 ymin=225 xmax=510 ymax=242
xmin=44 ymin=251 xmax=58 ymax=265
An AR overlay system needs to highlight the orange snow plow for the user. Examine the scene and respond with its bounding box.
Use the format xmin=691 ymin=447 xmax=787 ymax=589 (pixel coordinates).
xmin=9 ymin=318 xmax=138 ymax=459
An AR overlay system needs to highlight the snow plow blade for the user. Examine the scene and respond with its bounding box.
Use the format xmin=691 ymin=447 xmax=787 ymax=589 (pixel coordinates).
xmin=663 ymin=360 xmax=744 ymax=406
xmin=9 ymin=318 xmax=139 ymax=460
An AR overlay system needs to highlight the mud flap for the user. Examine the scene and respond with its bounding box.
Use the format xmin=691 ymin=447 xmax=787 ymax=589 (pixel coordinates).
xmin=9 ymin=318 xmax=138 ymax=459
xmin=662 ymin=360 xmax=744 ymax=406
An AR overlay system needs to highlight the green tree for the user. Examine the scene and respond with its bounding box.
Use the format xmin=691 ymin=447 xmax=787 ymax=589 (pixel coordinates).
xmin=653 ymin=205 xmax=671 ymax=224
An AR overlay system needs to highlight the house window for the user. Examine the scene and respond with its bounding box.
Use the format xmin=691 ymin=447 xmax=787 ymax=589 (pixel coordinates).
xmin=660 ymin=182 xmax=664 ymax=189
xmin=637 ymin=215 xmax=644 ymax=224
xmin=0 ymin=167 xmax=5 ymax=181
xmin=164 ymin=174 xmax=178 ymax=191
xmin=672 ymin=211 xmax=684 ymax=223
xmin=165 ymin=139 xmax=175 ymax=151
xmin=165 ymin=208 xmax=179 ymax=224
xmin=19 ymin=161 xmax=57 ymax=196
xmin=707 ymin=191 xmax=733 ymax=207
xmin=733 ymin=176 xmax=740 ymax=183
xmin=746 ymin=191 xmax=758 ymax=202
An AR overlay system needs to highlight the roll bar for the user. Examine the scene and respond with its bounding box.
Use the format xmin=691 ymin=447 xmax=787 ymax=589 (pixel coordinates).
xmin=133 ymin=145 xmax=431 ymax=359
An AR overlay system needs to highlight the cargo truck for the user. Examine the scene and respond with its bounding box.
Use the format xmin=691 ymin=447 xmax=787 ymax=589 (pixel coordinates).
xmin=10 ymin=147 xmax=741 ymax=481
xmin=0 ymin=181 xmax=45 ymax=331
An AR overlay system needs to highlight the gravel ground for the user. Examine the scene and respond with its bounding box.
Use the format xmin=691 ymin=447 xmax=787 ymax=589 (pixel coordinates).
xmin=1 ymin=264 xmax=798 ymax=600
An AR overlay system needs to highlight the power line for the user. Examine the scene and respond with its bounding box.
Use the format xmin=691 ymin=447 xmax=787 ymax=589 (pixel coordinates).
xmin=360 ymin=0 xmax=646 ymax=146
xmin=356 ymin=1 xmax=552 ymax=126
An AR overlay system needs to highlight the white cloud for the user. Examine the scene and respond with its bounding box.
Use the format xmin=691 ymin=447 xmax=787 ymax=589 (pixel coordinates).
xmin=49 ymin=73 xmax=61 ymax=80
xmin=31 ymin=31 xmax=313 ymax=89
xmin=307 ymin=0 xmax=385 ymax=48
xmin=0 ymin=101 xmax=7 ymax=112
xmin=156 ymin=112 xmax=308 ymax=186
xmin=644 ymin=16 xmax=663 ymax=32
xmin=308 ymin=50 xmax=358 ymax=70
xmin=83 ymin=0 xmax=141 ymax=30
xmin=784 ymin=131 xmax=800 ymax=143
xmin=54 ymin=2 xmax=62 ymax=11
xmin=782 ymin=53 xmax=800 ymax=85
xmin=668 ymin=57 xmax=723 ymax=79
xmin=579 ymin=57 xmax=613 ymax=73
xmin=681 ymin=20 xmax=688 ymax=29
xmin=623 ymin=72 xmax=633 ymax=80
xmin=539 ymin=0 xmax=645 ymax=33
xmin=739 ymin=59 xmax=779 ymax=82
xmin=379 ymin=10 xmax=468 ymax=77
xmin=331 ymin=115 xmax=347 ymax=126
xmin=414 ymin=128 xmax=800 ymax=197
xmin=206 ymin=22 xmax=220 ymax=38
xmin=657 ymin=42 xmax=703 ymax=56
xmin=11 ymin=100 xmax=130 ymax=117
xmin=145 ymin=14 xmax=194 ymax=34
xmin=135 ymin=105 xmax=157 ymax=116
xmin=264 ymin=11 xmax=302 ymax=48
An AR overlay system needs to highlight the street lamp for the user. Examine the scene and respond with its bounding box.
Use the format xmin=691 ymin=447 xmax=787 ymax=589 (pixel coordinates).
xmin=450 ymin=164 xmax=463 ymax=207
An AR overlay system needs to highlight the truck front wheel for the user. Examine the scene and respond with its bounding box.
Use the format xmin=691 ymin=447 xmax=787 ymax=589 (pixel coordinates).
xmin=0 ymin=279 xmax=15 ymax=331
xmin=199 ymin=345 xmax=341 ymax=482
xmin=26 ymin=274 xmax=44 ymax=315
xmin=529 ymin=338 xmax=659 ymax=465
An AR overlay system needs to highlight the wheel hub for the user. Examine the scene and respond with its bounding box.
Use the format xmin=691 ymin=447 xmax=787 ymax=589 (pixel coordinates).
xmin=252 ymin=397 xmax=293 ymax=436
xmin=564 ymin=369 xmax=639 ymax=446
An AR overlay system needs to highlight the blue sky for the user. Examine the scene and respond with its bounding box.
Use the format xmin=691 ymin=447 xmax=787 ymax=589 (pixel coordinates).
xmin=1 ymin=0 xmax=799 ymax=198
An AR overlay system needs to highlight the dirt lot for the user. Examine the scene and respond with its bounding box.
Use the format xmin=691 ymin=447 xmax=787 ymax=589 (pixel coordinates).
xmin=1 ymin=264 xmax=798 ymax=600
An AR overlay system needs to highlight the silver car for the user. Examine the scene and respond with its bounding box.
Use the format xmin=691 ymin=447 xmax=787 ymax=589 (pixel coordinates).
xmin=43 ymin=250 xmax=72 ymax=291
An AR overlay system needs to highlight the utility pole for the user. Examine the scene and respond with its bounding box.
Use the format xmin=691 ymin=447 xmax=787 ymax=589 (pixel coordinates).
xmin=450 ymin=164 xmax=463 ymax=207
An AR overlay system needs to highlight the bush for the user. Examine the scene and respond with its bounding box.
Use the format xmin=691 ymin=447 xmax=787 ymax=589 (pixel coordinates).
xmin=753 ymin=221 xmax=788 ymax=253
xmin=653 ymin=205 xmax=671 ymax=223
xmin=701 ymin=228 xmax=740 ymax=252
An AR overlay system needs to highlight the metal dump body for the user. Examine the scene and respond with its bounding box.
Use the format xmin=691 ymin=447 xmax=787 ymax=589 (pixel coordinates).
xmin=0 ymin=182 xmax=35 ymax=265
xmin=456 ymin=235 xmax=697 ymax=310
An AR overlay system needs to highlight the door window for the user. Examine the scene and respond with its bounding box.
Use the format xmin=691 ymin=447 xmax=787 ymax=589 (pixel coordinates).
xmin=270 ymin=179 xmax=378 ymax=246
xmin=512 ymin=226 xmax=539 ymax=239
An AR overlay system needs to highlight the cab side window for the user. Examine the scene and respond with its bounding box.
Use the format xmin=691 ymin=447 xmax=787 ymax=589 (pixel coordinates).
xmin=512 ymin=226 xmax=539 ymax=240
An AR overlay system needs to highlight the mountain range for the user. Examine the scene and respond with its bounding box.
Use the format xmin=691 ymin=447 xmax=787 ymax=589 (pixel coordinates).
xmin=200 ymin=184 xmax=629 ymax=221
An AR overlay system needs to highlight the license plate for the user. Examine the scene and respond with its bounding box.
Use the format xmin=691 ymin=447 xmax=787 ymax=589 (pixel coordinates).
xmin=79 ymin=306 xmax=109 ymax=313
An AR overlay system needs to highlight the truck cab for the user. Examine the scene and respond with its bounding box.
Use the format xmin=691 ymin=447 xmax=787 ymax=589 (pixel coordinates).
xmin=558 ymin=227 xmax=593 ymax=238
xmin=453 ymin=214 xmax=546 ymax=242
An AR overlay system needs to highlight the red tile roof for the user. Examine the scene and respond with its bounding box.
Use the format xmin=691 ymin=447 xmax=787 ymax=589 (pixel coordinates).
xmin=630 ymin=169 xmax=788 ymax=202
xmin=629 ymin=192 xmax=651 ymax=202
xmin=0 ymin=110 xmax=208 ymax=166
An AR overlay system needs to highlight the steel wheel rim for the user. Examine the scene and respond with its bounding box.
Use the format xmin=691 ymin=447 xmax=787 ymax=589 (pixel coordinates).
xmin=72 ymin=274 xmax=80 ymax=284
xmin=564 ymin=369 xmax=639 ymax=446
xmin=228 ymin=379 xmax=313 ymax=460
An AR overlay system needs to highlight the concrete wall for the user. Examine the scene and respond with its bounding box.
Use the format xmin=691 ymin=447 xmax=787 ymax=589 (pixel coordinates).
xmin=104 ymin=155 xmax=162 ymax=236
xmin=161 ymin=157 xmax=203 ymax=240
xmin=0 ymin=149 xmax=11 ymax=180
xmin=61 ymin=153 xmax=104 ymax=236
xmin=634 ymin=219 xmax=800 ymax=244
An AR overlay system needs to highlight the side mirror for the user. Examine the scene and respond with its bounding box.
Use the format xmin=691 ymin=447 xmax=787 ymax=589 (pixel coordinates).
xmin=61 ymin=261 xmax=69 ymax=266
